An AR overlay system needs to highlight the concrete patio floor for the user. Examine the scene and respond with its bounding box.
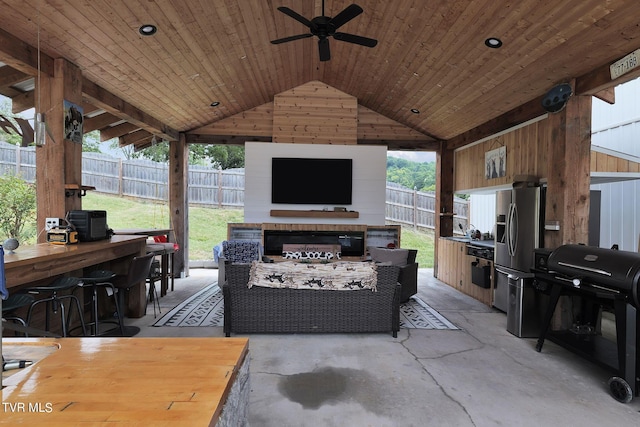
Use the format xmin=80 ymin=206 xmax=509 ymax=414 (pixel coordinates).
xmin=130 ymin=268 xmax=640 ymax=426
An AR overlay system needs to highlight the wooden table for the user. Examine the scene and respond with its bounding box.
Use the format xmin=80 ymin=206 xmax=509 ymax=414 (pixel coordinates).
xmin=1 ymin=337 xmax=250 ymax=425
xmin=3 ymin=235 xmax=148 ymax=318
xmin=114 ymin=229 xmax=175 ymax=296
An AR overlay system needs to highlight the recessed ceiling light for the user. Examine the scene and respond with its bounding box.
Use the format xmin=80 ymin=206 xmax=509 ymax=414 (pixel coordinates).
xmin=410 ymin=108 xmax=420 ymax=114
xmin=485 ymin=37 xmax=502 ymax=48
xmin=139 ymin=24 xmax=157 ymax=36
xmin=210 ymin=101 xmax=220 ymax=107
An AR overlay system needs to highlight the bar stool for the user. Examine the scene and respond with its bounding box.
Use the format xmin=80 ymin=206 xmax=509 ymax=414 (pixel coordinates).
xmin=146 ymin=259 xmax=162 ymax=318
xmin=76 ymin=270 xmax=125 ymax=336
xmin=26 ymin=277 xmax=87 ymax=337
xmin=2 ymin=293 xmax=35 ymax=336
xmin=111 ymin=253 xmax=155 ymax=336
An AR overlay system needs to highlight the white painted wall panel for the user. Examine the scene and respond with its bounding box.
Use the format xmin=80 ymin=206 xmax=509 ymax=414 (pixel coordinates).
xmin=244 ymin=142 xmax=387 ymax=225
xmin=592 ymin=78 xmax=640 ymax=156
xmin=591 ymin=78 xmax=640 ymax=251
xmin=469 ymin=194 xmax=496 ymax=235
xmin=592 ymin=180 xmax=640 ymax=252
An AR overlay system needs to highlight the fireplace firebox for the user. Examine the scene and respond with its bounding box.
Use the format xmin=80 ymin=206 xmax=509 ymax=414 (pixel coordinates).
xmin=263 ymin=230 xmax=365 ymax=257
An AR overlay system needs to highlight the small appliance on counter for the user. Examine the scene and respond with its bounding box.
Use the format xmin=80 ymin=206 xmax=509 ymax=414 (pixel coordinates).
xmin=66 ymin=210 xmax=110 ymax=242
xmin=46 ymin=226 xmax=78 ymax=245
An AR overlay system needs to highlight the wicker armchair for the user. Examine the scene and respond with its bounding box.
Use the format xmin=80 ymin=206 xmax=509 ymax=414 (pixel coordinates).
xmin=217 ymin=240 xmax=263 ymax=285
xmin=223 ymin=263 xmax=401 ymax=337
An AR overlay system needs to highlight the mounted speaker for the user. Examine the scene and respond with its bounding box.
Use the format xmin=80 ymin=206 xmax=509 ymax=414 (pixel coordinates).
xmin=541 ymin=83 xmax=573 ymax=113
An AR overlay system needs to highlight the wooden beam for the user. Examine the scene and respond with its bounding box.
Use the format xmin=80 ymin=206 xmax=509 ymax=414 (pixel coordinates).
xmin=446 ymin=96 xmax=547 ymax=150
xmin=82 ymin=78 xmax=179 ymax=142
xmin=83 ymin=112 xmax=121 ymax=133
xmin=359 ymin=139 xmax=441 ymax=151
xmin=119 ymin=129 xmax=152 ymax=146
xmin=0 ymin=66 xmax=30 ymax=87
xmin=185 ymin=134 xmax=272 ymax=145
xmin=0 ymin=27 xmax=55 ymax=77
xmin=593 ymin=87 xmax=615 ymax=105
xmin=81 ymin=101 xmax=103 ymax=117
xmin=100 ymin=122 xmax=139 ymax=141
xmin=575 ymin=55 xmax=640 ymax=96
xmin=10 ymin=90 xmax=34 ymax=113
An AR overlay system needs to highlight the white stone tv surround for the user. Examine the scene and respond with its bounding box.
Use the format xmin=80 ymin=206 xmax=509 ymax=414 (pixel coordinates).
xmin=244 ymin=142 xmax=387 ymax=224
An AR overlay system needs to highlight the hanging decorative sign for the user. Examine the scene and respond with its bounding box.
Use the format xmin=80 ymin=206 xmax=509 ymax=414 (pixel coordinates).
xmin=485 ymin=146 xmax=506 ymax=179
xmin=63 ymin=100 xmax=84 ymax=143
xmin=610 ymin=48 xmax=639 ymax=80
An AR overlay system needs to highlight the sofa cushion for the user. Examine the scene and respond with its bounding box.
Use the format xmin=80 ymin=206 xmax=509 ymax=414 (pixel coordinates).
xmin=222 ymin=240 xmax=262 ymax=263
xmin=369 ymin=247 xmax=410 ymax=266
xmin=248 ymin=261 xmax=378 ymax=291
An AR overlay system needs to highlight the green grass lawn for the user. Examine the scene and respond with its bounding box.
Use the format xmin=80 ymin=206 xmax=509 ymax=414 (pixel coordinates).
xmin=81 ymin=192 xmax=435 ymax=266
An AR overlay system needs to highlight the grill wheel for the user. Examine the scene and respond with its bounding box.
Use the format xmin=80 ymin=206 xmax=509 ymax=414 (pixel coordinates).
xmin=608 ymin=376 xmax=633 ymax=403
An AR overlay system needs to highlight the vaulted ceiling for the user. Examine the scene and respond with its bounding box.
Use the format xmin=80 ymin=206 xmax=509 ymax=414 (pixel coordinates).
xmin=1 ymin=0 xmax=640 ymax=151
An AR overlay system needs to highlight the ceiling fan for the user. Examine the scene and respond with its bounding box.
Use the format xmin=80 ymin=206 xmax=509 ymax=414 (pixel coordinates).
xmin=270 ymin=1 xmax=378 ymax=61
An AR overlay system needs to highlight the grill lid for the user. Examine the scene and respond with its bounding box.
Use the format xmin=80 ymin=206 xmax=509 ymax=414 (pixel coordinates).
xmin=547 ymin=244 xmax=640 ymax=297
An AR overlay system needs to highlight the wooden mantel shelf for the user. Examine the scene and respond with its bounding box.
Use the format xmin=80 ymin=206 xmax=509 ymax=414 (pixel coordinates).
xmin=270 ymin=209 xmax=360 ymax=218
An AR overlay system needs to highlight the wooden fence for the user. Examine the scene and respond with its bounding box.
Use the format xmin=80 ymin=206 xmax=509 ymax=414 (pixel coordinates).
xmin=0 ymin=141 xmax=468 ymax=231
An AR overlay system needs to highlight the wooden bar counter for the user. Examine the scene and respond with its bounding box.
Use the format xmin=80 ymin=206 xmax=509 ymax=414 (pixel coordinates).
xmin=1 ymin=337 xmax=250 ymax=425
xmin=3 ymin=235 xmax=148 ymax=318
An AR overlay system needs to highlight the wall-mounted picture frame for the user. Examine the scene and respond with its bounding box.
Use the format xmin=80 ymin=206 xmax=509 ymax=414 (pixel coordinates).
xmin=63 ymin=100 xmax=84 ymax=143
xmin=485 ymin=146 xmax=506 ymax=179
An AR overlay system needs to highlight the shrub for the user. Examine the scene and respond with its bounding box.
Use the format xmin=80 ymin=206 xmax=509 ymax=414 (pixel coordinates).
xmin=0 ymin=174 xmax=36 ymax=240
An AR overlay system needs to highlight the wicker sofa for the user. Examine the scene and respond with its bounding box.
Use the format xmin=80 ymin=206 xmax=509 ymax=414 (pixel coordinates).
xmin=223 ymin=262 xmax=401 ymax=337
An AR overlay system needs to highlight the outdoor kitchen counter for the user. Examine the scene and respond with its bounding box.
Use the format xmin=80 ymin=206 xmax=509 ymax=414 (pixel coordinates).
xmin=1 ymin=337 xmax=250 ymax=425
xmin=437 ymin=237 xmax=494 ymax=306
xmin=442 ymin=236 xmax=495 ymax=248
xmin=3 ymin=235 xmax=148 ymax=317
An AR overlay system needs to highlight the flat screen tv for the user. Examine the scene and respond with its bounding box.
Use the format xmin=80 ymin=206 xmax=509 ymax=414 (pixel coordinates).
xmin=271 ymin=157 xmax=353 ymax=205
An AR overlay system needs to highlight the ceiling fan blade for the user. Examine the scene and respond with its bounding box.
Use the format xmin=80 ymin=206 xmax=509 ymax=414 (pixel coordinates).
xmin=271 ymin=33 xmax=313 ymax=44
xmin=277 ymin=6 xmax=315 ymax=29
xmin=333 ymin=32 xmax=378 ymax=47
xmin=328 ymin=4 xmax=363 ymax=30
xmin=318 ymin=38 xmax=331 ymax=61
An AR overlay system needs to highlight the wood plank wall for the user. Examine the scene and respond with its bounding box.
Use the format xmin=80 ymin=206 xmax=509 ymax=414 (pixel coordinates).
xmin=272 ymin=81 xmax=358 ymax=145
xmin=357 ymin=105 xmax=430 ymax=142
xmin=591 ymin=151 xmax=640 ymax=173
xmin=454 ymin=119 xmax=549 ymax=191
xmin=455 ymin=116 xmax=640 ymax=192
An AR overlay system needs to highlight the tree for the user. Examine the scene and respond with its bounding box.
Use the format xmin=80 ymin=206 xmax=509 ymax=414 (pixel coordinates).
xmin=386 ymin=156 xmax=436 ymax=191
xmin=81 ymin=130 xmax=103 ymax=153
xmin=127 ymin=141 xmax=245 ymax=169
xmin=0 ymin=97 xmax=25 ymax=146
xmin=0 ymin=174 xmax=37 ymax=240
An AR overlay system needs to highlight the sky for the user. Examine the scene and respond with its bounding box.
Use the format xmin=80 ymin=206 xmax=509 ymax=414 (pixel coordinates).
xmin=387 ymin=150 xmax=436 ymax=163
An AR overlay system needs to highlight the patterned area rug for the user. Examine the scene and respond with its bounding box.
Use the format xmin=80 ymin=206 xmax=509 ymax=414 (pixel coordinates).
xmin=153 ymin=284 xmax=458 ymax=330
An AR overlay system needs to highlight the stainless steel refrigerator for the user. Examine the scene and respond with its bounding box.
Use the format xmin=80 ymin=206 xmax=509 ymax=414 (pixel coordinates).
xmin=493 ymin=186 xmax=545 ymax=322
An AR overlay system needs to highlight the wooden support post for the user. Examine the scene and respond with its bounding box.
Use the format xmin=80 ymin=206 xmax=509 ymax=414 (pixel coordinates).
xmin=434 ymin=144 xmax=454 ymax=278
xmin=169 ymin=133 xmax=188 ymax=277
xmin=36 ymin=58 xmax=83 ymax=241
xmin=544 ymin=93 xmax=592 ymax=330
xmin=544 ymin=94 xmax=592 ymax=248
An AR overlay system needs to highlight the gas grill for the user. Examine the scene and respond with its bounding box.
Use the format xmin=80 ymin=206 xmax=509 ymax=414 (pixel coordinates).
xmin=533 ymin=244 xmax=640 ymax=403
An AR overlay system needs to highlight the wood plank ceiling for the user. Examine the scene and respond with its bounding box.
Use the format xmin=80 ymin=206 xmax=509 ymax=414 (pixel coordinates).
xmin=1 ymin=0 xmax=640 ymax=151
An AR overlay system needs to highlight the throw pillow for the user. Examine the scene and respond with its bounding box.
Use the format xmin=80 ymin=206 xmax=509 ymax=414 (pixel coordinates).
xmin=369 ymin=246 xmax=409 ymax=266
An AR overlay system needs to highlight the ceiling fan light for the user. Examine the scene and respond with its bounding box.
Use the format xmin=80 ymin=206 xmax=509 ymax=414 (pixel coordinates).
xmin=139 ymin=24 xmax=157 ymax=36
xmin=485 ymin=37 xmax=502 ymax=48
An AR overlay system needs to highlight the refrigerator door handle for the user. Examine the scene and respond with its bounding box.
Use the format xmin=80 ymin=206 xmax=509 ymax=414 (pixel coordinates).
xmin=506 ymin=203 xmax=516 ymax=257
xmin=495 ymin=267 xmax=520 ymax=280
xmin=509 ymin=203 xmax=518 ymax=256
